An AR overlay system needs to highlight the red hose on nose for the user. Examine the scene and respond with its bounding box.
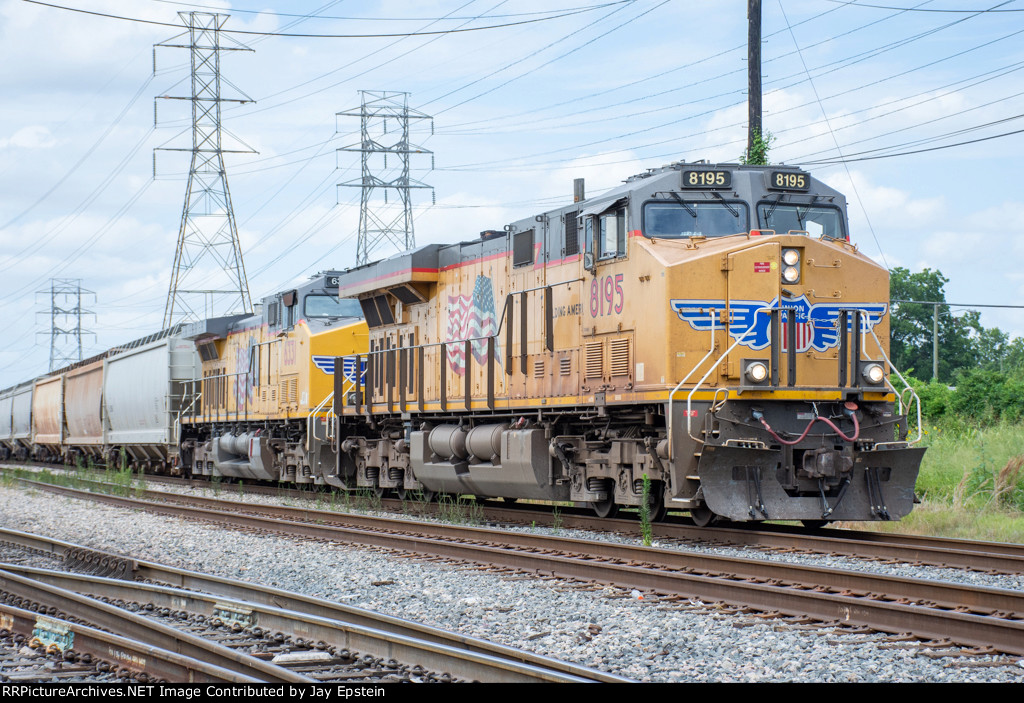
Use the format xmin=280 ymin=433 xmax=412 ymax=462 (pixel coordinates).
xmin=758 ymin=411 xmax=860 ymax=446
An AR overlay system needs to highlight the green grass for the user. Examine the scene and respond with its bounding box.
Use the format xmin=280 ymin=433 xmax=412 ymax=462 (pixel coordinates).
xmin=849 ymin=419 xmax=1024 ymax=543
xmin=915 ymin=420 xmax=1024 ymax=509
xmin=436 ymin=494 xmax=483 ymax=525
xmin=863 ymin=501 xmax=1024 ymax=543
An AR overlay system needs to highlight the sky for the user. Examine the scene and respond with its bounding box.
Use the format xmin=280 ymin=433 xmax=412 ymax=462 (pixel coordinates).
xmin=2 ymin=0 xmax=1024 ymax=389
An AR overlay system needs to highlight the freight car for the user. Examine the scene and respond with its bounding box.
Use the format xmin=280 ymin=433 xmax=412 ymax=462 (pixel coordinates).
xmin=0 ymin=381 xmax=33 ymax=461
xmin=0 ymin=327 xmax=200 ymax=470
xmin=324 ymin=161 xmax=925 ymax=524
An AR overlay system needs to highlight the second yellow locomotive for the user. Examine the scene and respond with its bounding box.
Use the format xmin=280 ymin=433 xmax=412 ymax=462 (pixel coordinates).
xmin=179 ymin=272 xmax=367 ymax=483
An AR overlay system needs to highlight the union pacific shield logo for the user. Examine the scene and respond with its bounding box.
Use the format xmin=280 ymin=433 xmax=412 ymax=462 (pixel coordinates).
xmin=312 ymin=356 xmax=365 ymax=383
xmin=669 ymin=296 xmax=887 ymax=353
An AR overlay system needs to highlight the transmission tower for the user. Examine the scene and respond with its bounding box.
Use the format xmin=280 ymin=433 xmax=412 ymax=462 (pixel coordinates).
xmin=338 ymin=91 xmax=434 ymax=266
xmin=155 ymin=11 xmax=255 ymax=327
xmin=35 ymin=279 xmax=95 ymax=372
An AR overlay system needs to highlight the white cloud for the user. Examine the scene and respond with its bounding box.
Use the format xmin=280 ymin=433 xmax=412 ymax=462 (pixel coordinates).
xmin=2 ymin=125 xmax=57 ymax=149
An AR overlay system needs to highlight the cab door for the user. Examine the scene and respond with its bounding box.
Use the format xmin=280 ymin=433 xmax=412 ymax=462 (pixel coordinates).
xmin=726 ymin=241 xmax=780 ymax=383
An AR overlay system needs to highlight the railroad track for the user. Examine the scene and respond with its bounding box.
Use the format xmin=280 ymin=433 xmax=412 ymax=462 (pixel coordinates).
xmin=9 ymin=463 xmax=1024 ymax=575
xmin=0 ymin=598 xmax=255 ymax=683
xmin=0 ymin=529 xmax=629 ymax=683
xmin=0 ymin=566 xmax=303 ymax=682
xmin=7 ymin=477 xmax=1024 ymax=659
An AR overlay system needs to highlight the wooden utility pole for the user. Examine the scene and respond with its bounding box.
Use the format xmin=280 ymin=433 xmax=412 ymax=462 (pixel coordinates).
xmin=748 ymin=0 xmax=762 ymax=156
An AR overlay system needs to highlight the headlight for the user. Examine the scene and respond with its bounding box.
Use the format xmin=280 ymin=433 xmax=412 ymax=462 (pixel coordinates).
xmin=745 ymin=361 xmax=769 ymax=384
xmin=782 ymin=248 xmax=800 ymax=266
xmin=782 ymin=265 xmax=800 ymax=283
xmin=861 ymin=362 xmax=884 ymax=385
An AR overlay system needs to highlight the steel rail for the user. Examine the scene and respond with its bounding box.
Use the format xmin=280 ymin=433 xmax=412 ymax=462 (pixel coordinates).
xmin=0 ymin=527 xmax=629 ymax=684
xmin=130 ymin=490 xmax=1024 ymax=613
xmin=10 ymin=481 xmax=1024 ymax=656
xmin=10 ymin=464 xmax=1024 ymax=574
xmin=0 ymin=567 xmax=311 ymax=682
xmin=2 ymin=563 xmax=607 ymax=684
xmin=0 ymin=601 xmax=257 ymax=683
xmin=8 ymin=476 xmax=1024 ymax=612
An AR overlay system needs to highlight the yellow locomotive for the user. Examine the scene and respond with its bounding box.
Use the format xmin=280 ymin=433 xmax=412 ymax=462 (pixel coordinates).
xmin=327 ymin=162 xmax=924 ymax=524
xmin=178 ymin=272 xmax=367 ymax=483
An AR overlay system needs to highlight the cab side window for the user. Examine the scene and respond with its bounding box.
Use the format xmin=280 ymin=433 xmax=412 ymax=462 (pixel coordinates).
xmin=598 ymin=208 xmax=626 ymax=260
xmin=282 ymin=290 xmax=297 ymax=328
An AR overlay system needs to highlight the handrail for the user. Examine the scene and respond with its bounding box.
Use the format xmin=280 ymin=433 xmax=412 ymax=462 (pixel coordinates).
xmin=306 ymin=391 xmax=335 ymax=451
xmin=668 ymin=306 xmax=919 ymax=457
xmin=180 ymin=369 xmax=253 ymax=424
xmin=666 ymin=308 xmax=720 ymax=460
xmin=344 ymin=334 xmax=501 ymax=413
xmin=684 ymin=311 xmax=770 ymax=445
xmin=666 ymin=306 xmax=772 ymax=460
xmin=174 ymin=389 xmax=203 ymax=446
xmin=866 ymin=326 xmax=923 ymax=447
xmin=344 ymin=279 xmax=583 ymax=413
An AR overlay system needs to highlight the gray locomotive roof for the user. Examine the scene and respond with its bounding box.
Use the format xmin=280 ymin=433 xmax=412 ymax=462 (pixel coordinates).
xmin=335 ymin=244 xmax=442 ymax=298
xmin=332 ymin=160 xmax=845 ymax=296
xmin=506 ymin=161 xmax=843 ymax=234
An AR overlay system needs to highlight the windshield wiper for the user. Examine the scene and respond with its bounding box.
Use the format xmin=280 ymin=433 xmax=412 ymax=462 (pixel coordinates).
xmin=712 ymin=191 xmax=739 ymax=218
xmin=669 ymin=191 xmax=697 ymax=218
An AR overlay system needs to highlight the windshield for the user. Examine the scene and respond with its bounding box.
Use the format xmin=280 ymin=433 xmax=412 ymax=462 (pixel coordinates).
xmin=304 ymin=295 xmax=363 ymax=319
xmin=757 ymin=203 xmax=845 ymax=239
xmin=642 ymin=201 xmax=749 ymax=238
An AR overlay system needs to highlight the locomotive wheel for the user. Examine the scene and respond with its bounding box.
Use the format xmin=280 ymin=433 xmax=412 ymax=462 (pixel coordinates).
xmin=372 ymin=484 xmax=386 ymax=499
xmin=648 ymin=492 xmax=667 ymax=523
xmin=395 ymin=486 xmax=408 ymax=501
xmin=690 ymin=506 xmax=718 ymax=527
xmin=591 ymin=497 xmax=618 ymax=519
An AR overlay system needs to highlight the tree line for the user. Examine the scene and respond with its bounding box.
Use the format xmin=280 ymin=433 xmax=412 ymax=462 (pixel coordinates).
xmin=889 ymin=267 xmax=1024 ymax=422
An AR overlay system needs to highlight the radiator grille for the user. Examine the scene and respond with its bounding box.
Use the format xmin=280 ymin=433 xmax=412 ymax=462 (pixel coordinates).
xmin=280 ymin=377 xmax=298 ymax=404
xmin=584 ymin=342 xmax=603 ymax=380
xmin=610 ymin=338 xmax=631 ymax=377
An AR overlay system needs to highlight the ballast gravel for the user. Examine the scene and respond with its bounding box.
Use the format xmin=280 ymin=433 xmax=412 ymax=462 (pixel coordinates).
xmin=0 ymin=484 xmax=1021 ymax=683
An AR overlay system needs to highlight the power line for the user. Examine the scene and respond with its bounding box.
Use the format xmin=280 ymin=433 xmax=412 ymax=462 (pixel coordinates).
xmin=192 ymin=1 xmax=501 ymax=123
xmin=0 ymin=75 xmax=153 ymax=233
xmin=895 ymin=300 xmax=1024 ymax=309
xmin=423 ymin=0 xmax=657 ymax=113
xmin=23 ymin=0 xmax=625 ymax=38
xmin=825 ymin=0 xmax=1024 ymax=11
xmin=435 ymin=10 xmax=1024 ymax=174
xmin=142 ymin=0 xmax=633 ymax=21
xmin=798 ymin=124 xmax=1024 ymax=164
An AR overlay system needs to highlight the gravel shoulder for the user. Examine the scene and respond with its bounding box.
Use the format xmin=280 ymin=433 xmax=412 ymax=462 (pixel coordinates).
xmin=1 ymin=484 xmax=1022 ymax=683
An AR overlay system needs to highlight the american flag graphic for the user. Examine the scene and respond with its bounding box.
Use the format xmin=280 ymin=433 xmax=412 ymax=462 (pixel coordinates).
xmin=779 ymin=309 xmax=813 ymax=353
xmin=446 ymin=274 xmax=500 ymax=375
